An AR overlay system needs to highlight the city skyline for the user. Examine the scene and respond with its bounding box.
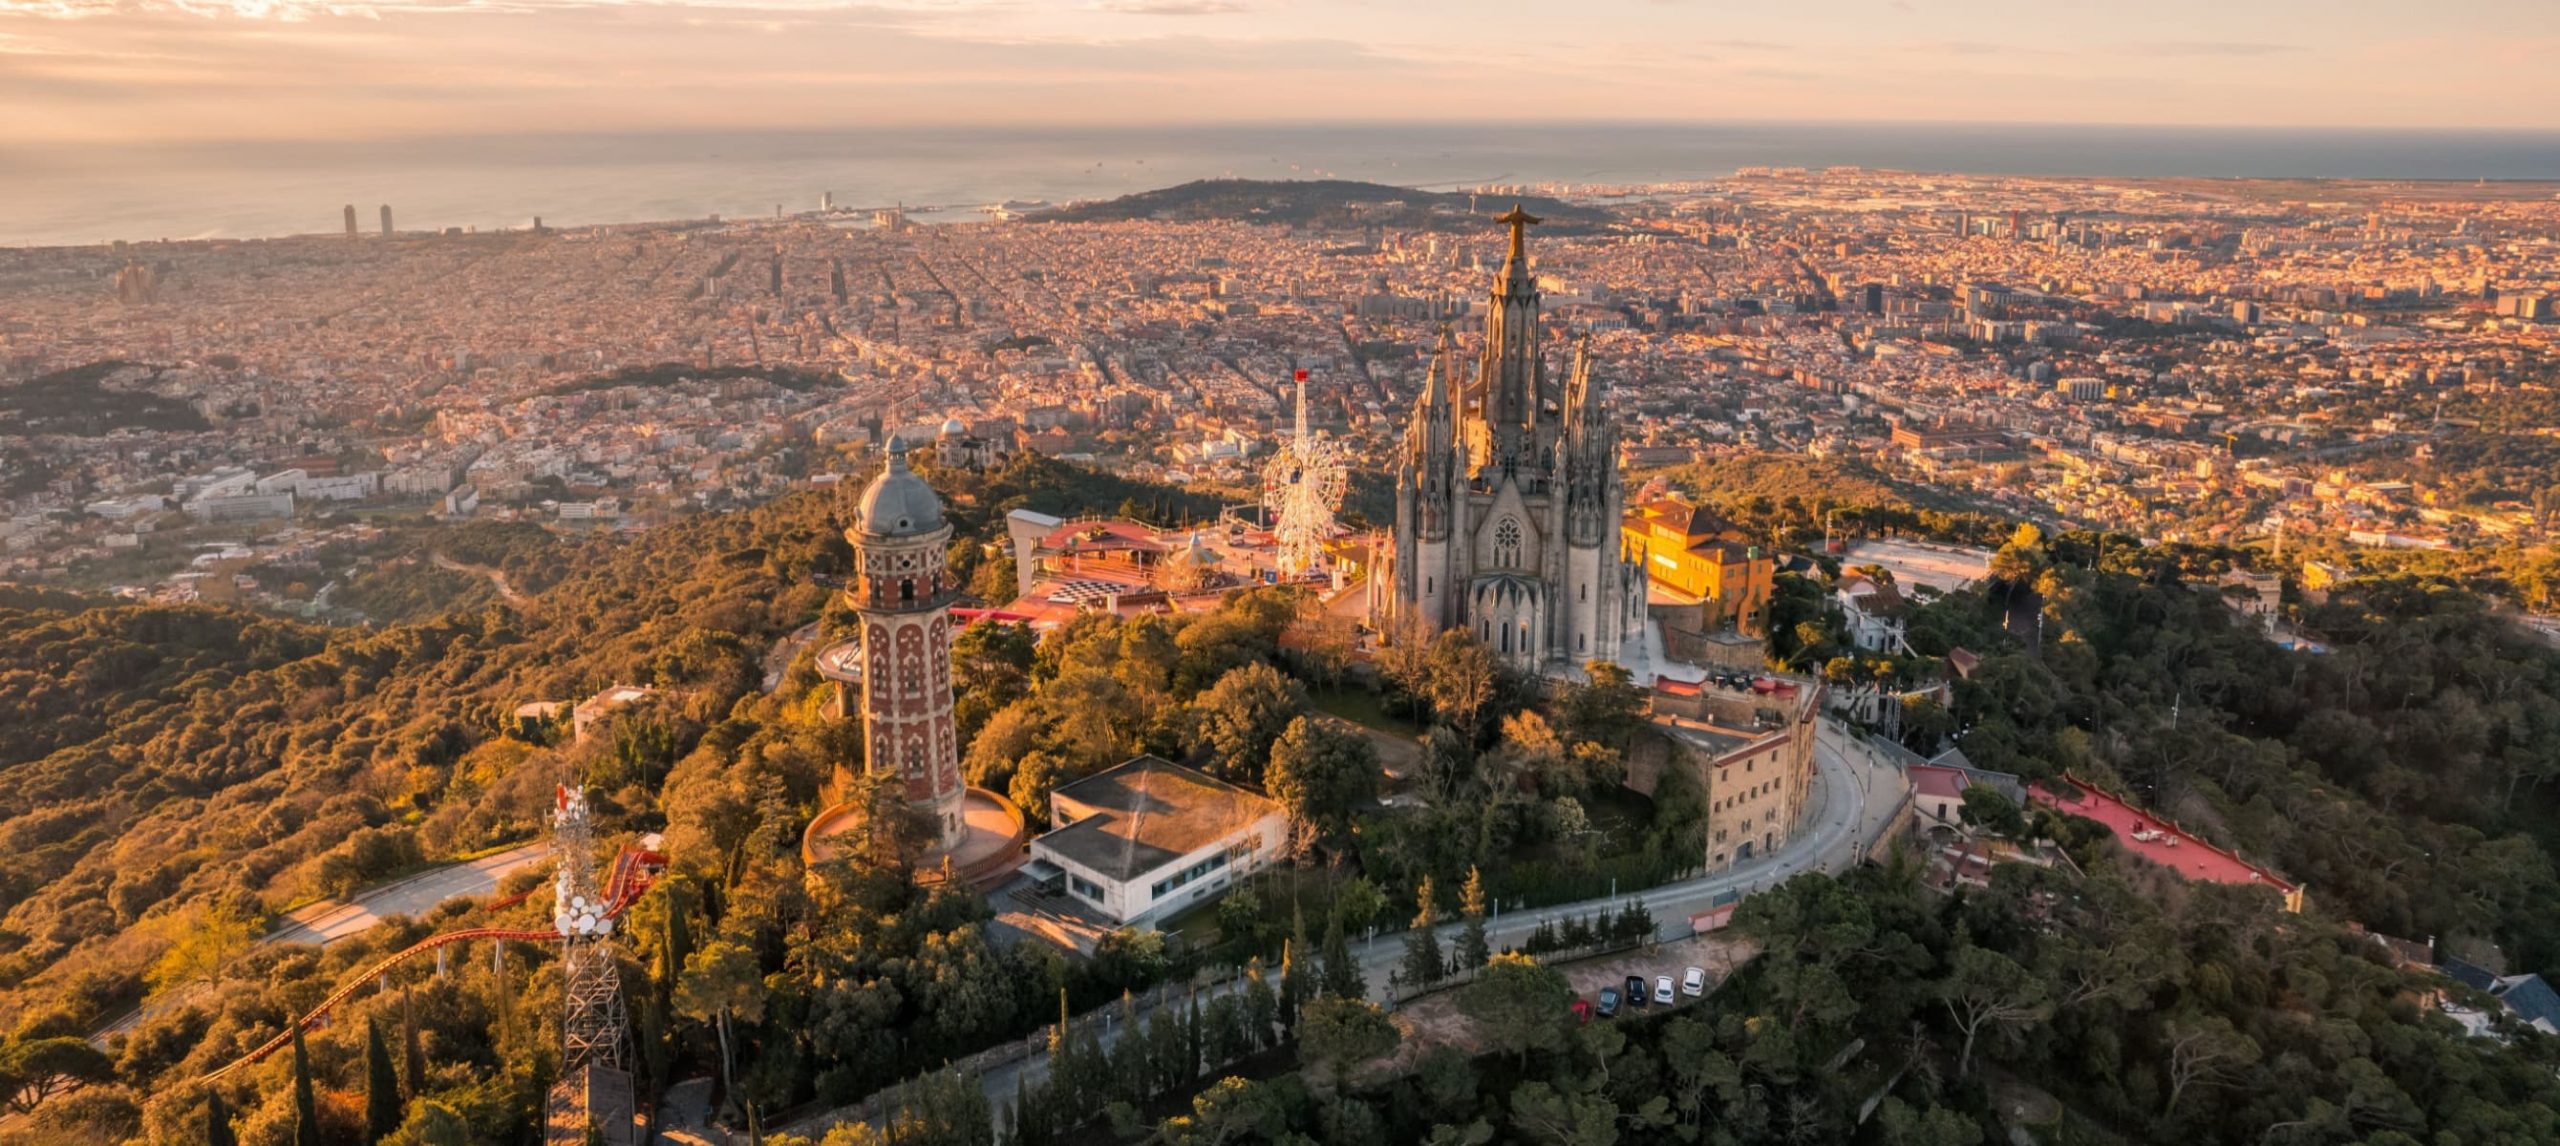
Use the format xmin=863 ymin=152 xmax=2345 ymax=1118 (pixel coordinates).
xmin=5 ymin=0 xmax=2558 ymax=146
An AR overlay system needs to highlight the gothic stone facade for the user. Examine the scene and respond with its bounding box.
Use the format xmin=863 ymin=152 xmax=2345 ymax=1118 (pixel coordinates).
xmin=1377 ymin=208 xmax=1647 ymax=671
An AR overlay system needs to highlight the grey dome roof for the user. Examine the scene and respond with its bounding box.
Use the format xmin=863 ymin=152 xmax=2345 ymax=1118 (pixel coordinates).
xmin=940 ymin=417 xmax=969 ymax=437
xmin=857 ymin=439 xmax=944 ymax=537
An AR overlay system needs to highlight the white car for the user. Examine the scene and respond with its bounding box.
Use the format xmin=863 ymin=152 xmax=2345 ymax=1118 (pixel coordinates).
xmin=1653 ymin=975 xmax=1676 ymax=1005
xmin=1682 ymin=966 xmax=1706 ymax=997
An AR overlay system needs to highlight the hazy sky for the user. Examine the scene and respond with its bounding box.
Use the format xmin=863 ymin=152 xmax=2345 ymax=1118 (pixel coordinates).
xmin=4 ymin=0 xmax=2555 ymax=145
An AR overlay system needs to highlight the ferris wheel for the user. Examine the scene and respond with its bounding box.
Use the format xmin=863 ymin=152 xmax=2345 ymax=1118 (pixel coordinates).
xmin=1262 ymin=369 xmax=1349 ymax=579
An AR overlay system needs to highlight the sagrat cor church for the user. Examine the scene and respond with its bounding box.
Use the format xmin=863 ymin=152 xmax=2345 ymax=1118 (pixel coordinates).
xmin=1374 ymin=208 xmax=1648 ymax=672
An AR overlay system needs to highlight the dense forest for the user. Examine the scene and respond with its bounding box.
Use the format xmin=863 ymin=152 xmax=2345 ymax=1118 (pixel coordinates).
xmin=2 ymin=450 xmax=2557 ymax=1145
xmin=1648 ymin=453 xmax=2018 ymax=552
xmin=0 ymin=485 xmax=841 ymax=1141
xmin=1909 ymin=527 xmax=2560 ymax=979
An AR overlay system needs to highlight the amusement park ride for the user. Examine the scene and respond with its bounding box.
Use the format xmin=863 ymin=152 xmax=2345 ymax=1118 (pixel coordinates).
xmin=198 ymin=786 xmax=666 ymax=1141
xmin=1261 ymin=368 xmax=1350 ymax=579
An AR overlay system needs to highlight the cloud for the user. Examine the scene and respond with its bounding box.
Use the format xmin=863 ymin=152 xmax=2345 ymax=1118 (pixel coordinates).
xmin=1 ymin=0 xmax=1011 ymax=17
xmin=1094 ymin=0 xmax=1244 ymax=13
xmin=2121 ymin=40 xmax=2298 ymax=57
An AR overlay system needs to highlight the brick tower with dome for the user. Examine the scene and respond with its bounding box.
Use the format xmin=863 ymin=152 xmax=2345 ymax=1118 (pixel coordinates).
xmin=846 ymin=437 xmax=967 ymax=844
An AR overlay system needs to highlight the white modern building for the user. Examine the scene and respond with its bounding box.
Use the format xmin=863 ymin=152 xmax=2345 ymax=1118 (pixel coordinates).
xmin=1026 ymin=756 xmax=1286 ymax=927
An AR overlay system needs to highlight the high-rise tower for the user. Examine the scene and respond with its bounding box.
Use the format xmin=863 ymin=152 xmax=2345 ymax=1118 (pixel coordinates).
xmin=379 ymin=204 xmax=394 ymax=237
xmin=343 ymin=205 xmax=358 ymax=238
xmin=846 ymin=440 xmax=966 ymax=843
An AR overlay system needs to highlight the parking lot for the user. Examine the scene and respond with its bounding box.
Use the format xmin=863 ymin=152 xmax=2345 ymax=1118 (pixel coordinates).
xmin=1388 ymin=931 xmax=1761 ymax=1065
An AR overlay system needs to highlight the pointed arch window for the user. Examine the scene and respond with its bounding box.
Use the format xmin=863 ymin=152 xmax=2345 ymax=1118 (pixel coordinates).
xmin=1493 ymin=518 xmax=1523 ymax=568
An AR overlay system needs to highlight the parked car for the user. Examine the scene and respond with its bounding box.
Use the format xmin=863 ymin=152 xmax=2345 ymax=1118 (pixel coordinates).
xmin=1682 ymin=966 xmax=1707 ymax=997
xmin=1653 ymin=975 xmax=1677 ymax=1005
xmin=1596 ymin=988 xmax=1620 ymax=1018
xmin=1624 ymin=975 xmax=1649 ymax=1007
xmin=1570 ymin=998 xmax=1593 ymax=1025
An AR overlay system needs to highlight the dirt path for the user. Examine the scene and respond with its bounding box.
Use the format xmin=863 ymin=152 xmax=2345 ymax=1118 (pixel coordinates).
xmin=432 ymin=550 xmax=528 ymax=607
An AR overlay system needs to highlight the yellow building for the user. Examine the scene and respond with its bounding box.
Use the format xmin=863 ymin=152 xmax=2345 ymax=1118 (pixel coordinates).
xmin=1623 ymin=498 xmax=1775 ymax=636
xmin=1631 ymin=674 xmax=1823 ymax=873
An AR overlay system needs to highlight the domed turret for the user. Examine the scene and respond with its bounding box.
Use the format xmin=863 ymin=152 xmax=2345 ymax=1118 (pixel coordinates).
xmin=940 ymin=417 xmax=969 ymax=439
xmin=856 ymin=438 xmax=944 ymax=538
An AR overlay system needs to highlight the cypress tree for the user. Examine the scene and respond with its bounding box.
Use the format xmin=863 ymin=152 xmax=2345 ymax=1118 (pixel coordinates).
xmin=1457 ymin=866 xmax=1493 ymax=971
xmin=1320 ymin=910 xmax=1362 ymax=1000
xmin=1242 ymin=957 xmax=1277 ymax=1050
xmin=1110 ymin=993 xmax=1146 ymax=1104
xmin=1011 ymin=1073 xmax=1043 ymax=1146
xmin=205 ymin=1093 xmax=238 ymax=1146
xmin=364 ymin=1020 xmax=402 ymax=1143
xmin=1184 ymin=990 xmax=1204 ymax=1085
xmin=289 ymin=1024 xmax=321 ymax=1146
xmin=400 ymin=992 xmax=425 ymax=1099
xmin=1400 ymin=875 xmax=1444 ymax=992
xmin=1277 ymin=940 xmax=1305 ymax=1038
xmin=1044 ymin=985 xmax=1075 ymax=1117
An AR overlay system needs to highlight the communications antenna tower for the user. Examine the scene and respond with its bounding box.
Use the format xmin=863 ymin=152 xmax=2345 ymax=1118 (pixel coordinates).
xmin=552 ymin=785 xmax=627 ymax=1073
xmin=1261 ymin=368 xmax=1349 ymax=578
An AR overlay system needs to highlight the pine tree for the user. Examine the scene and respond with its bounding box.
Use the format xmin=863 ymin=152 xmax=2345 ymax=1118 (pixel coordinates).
xmin=205 ymin=1093 xmax=238 ymax=1146
xmin=289 ymin=1024 xmax=321 ymax=1146
xmin=1321 ymin=910 xmax=1363 ymax=999
xmin=1400 ymin=875 xmax=1444 ymax=992
xmin=1457 ymin=865 xmax=1493 ymax=971
xmin=364 ymin=1020 xmax=402 ymax=1144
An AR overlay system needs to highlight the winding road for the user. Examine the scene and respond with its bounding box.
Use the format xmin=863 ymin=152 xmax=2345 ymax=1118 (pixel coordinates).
xmin=786 ymin=717 xmax=1910 ymax=1136
xmin=91 ymin=842 xmax=555 ymax=1044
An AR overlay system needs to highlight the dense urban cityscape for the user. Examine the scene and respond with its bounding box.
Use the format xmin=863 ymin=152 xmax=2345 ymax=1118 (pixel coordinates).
xmin=2 ymin=162 xmax=2558 ymax=1146
xmin=6 ymin=171 xmax=2557 ymax=619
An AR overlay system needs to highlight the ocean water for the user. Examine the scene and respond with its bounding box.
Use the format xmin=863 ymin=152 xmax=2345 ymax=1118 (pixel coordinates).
xmin=6 ymin=121 xmax=2558 ymax=249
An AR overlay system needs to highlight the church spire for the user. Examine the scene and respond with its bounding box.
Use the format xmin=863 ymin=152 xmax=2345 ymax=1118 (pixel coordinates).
xmin=1567 ymin=336 xmax=1603 ymax=421
xmin=1480 ymin=206 xmax=1544 ymax=470
xmin=1421 ymin=324 xmax=1456 ymax=410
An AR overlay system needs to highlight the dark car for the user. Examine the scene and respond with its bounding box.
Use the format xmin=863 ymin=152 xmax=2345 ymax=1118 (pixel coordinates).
xmin=1624 ymin=975 xmax=1649 ymax=1007
xmin=1596 ymin=988 xmax=1620 ymax=1018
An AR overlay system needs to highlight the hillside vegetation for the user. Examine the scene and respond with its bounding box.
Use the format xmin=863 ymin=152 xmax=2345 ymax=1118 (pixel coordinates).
xmin=1034 ymin=179 xmax=1610 ymax=233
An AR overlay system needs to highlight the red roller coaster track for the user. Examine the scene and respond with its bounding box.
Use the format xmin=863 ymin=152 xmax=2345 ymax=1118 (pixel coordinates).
xmin=196 ymin=844 xmax=664 ymax=1088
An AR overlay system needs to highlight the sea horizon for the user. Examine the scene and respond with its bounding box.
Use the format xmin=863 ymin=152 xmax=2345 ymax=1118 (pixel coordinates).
xmin=9 ymin=119 xmax=2560 ymax=250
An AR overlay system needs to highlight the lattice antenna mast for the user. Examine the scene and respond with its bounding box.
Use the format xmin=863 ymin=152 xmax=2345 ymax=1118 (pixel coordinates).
xmin=552 ymin=785 xmax=627 ymax=1074
xmin=1261 ymin=367 xmax=1349 ymax=578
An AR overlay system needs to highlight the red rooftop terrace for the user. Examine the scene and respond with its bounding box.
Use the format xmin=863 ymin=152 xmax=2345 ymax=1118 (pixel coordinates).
xmin=2030 ymin=775 xmax=2304 ymax=912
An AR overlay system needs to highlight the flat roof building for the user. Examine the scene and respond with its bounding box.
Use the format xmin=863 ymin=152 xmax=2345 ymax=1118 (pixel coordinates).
xmin=1026 ymin=756 xmax=1285 ymax=928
